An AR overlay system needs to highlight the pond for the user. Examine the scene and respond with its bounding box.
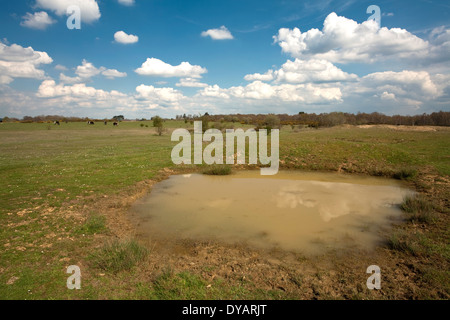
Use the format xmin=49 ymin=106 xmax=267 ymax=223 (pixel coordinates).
xmin=130 ymin=171 xmax=413 ymax=254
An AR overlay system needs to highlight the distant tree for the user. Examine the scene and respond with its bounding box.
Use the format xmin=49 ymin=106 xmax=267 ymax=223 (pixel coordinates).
xmin=153 ymin=116 xmax=164 ymax=136
xmin=200 ymin=114 xmax=209 ymax=133
xmin=264 ymin=114 xmax=281 ymax=130
xmin=113 ymin=115 xmax=124 ymax=122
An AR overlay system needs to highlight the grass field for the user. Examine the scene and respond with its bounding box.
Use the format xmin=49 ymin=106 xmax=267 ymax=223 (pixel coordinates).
xmin=0 ymin=121 xmax=448 ymax=299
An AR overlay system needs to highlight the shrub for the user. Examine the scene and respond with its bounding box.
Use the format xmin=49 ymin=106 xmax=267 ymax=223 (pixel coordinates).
xmin=200 ymin=115 xmax=209 ymax=133
xmin=153 ymin=116 xmax=164 ymax=136
xmin=264 ymin=114 xmax=281 ymax=130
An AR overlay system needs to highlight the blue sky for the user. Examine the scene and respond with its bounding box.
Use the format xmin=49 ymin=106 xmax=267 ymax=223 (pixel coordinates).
xmin=0 ymin=0 xmax=449 ymax=119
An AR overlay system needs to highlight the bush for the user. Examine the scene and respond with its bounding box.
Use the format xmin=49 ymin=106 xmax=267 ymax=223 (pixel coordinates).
xmin=200 ymin=115 xmax=209 ymax=133
xmin=89 ymin=239 xmax=148 ymax=273
xmin=264 ymin=114 xmax=280 ymax=130
xmin=153 ymin=116 xmax=164 ymax=136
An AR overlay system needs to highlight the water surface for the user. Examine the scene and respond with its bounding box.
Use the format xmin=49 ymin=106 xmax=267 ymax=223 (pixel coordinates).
xmin=131 ymin=171 xmax=412 ymax=254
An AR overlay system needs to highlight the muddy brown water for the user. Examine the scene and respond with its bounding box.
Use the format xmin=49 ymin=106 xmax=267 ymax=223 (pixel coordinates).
xmin=130 ymin=171 xmax=413 ymax=254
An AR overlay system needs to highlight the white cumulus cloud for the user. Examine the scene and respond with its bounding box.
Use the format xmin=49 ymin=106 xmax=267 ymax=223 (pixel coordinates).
xmin=135 ymin=58 xmax=207 ymax=78
xmin=176 ymin=78 xmax=208 ymax=88
xmin=101 ymin=69 xmax=127 ymax=79
xmin=59 ymin=59 xmax=127 ymax=83
xmin=20 ymin=11 xmax=56 ymax=30
xmin=37 ymin=79 xmax=126 ymax=99
xmin=0 ymin=41 xmax=52 ymax=84
xmin=244 ymin=70 xmax=275 ymax=82
xmin=201 ymin=26 xmax=234 ymax=40
xmin=273 ymin=12 xmax=429 ymax=63
xmin=198 ymin=81 xmax=342 ymax=104
xmin=54 ymin=64 xmax=67 ymax=71
xmin=135 ymin=84 xmax=185 ymax=102
xmin=118 ymin=0 xmax=134 ymax=5
xmin=361 ymin=70 xmax=439 ymax=98
xmin=35 ymin=0 xmax=101 ymax=23
xmin=245 ymin=59 xmax=357 ymax=84
xmin=114 ymin=31 xmax=139 ymax=44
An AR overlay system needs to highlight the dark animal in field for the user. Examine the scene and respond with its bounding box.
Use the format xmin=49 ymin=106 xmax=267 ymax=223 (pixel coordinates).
xmin=87 ymin=121 xmax=95 ymax=125
xmin=54 ymin=120 xmax=60 ymax=125
xmin=104 ymin=121 xmax=107 ymax=125
xmin=113 ymin=122 xmax=118 ymax=126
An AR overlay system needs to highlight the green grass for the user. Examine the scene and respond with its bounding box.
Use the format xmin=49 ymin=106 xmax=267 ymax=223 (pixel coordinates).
xmin=88 ymin=239 xmax=148 ymax=273
xmin=387 ymin=230 xmax=420 ymax=255
xmin=74 ymin=213 xmax=108 ymax=235
xmin=0 ymin=121 xmax=448 ymax=299
xmin=400 ymin=195 xmax=437 ymax=224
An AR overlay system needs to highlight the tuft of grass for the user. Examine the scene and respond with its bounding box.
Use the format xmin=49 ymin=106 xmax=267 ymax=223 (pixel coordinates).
xmin=400 ymin=194 xmax=437 ymax=224
xmin=151 ymin=270 xmax=209 ymax=300
xmin=202 ymin=164 xmax=232 ymax=175
xmin=75 ymin=213 xmax=107 ymax=235
xmin=387 ymin=230 xmax=420 ymax=255
xmin=393 ymin=168 xmax=417 ymax=180
xmin=89 ymin=239 xmax=148 ymax=273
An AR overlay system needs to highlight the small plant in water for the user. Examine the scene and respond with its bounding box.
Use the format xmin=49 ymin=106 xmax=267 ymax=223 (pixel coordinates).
xmin=202 ymin=164 xmax=232 ymax=175
xmin=393 ymin=168 xmax=417 ymax=180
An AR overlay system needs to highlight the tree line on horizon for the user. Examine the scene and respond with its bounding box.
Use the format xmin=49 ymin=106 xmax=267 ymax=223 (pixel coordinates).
xmin=176 ymin=111 xmax=450 ymax=127
xmin=1 ymin=111 xmax=449 ymax=127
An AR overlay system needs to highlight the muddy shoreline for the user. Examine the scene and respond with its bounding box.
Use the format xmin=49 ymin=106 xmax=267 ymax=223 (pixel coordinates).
xmin=80 ymin=164 xmax=448 ymax=299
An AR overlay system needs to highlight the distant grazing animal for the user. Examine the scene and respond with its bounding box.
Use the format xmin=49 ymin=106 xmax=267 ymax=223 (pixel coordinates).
xmin=87 ymin=121 xmax=95 ymax=125
xmin=113 ymin=122 xmax=118 ymax=126
xmin=54 ymin=120 xmax=60 ymax=125
xmin=104 ymin=121 xmax=107 ymax=125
